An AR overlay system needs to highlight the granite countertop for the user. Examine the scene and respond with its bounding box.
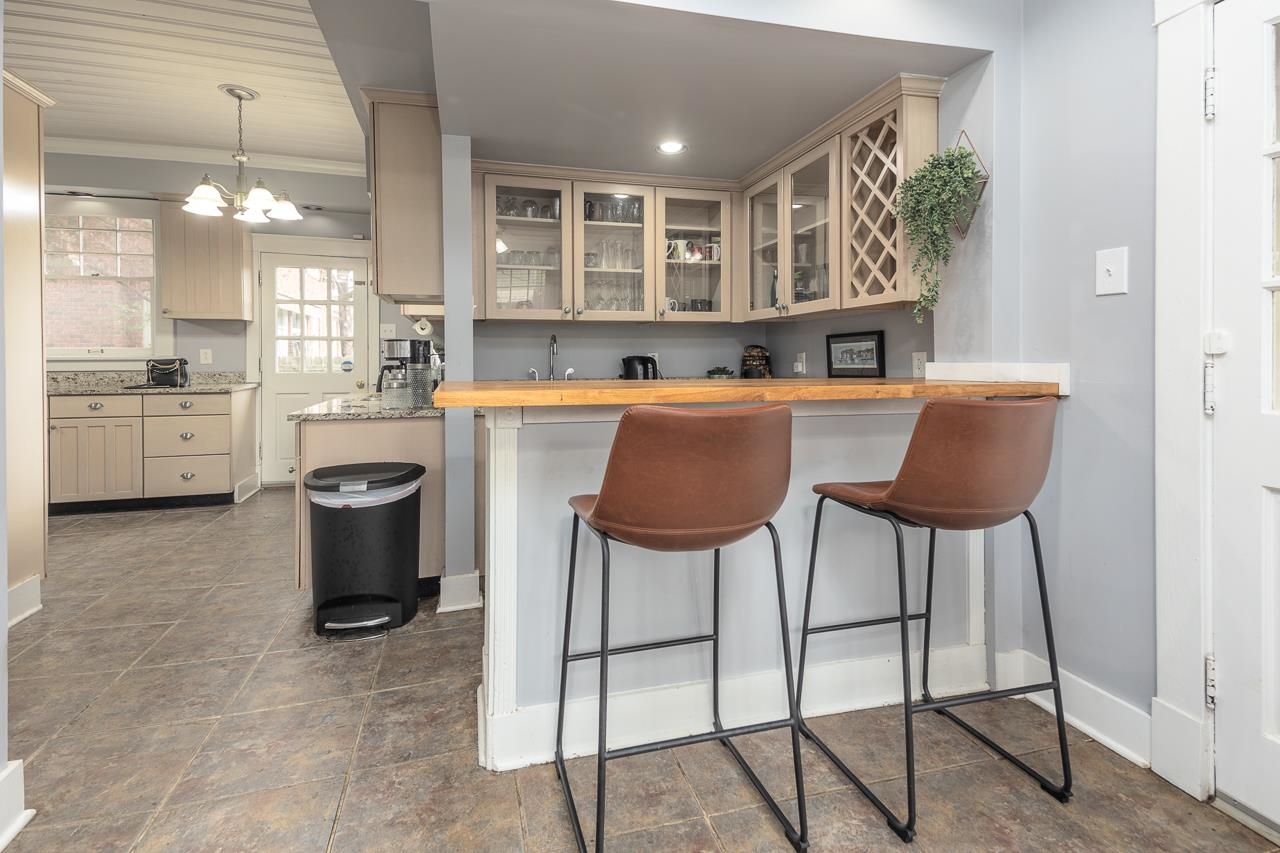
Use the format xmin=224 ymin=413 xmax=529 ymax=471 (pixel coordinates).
xmin=288 ymin=395 xmax=446 ymax=422
xmin=47 ymin=370 xmax=259 ymax=396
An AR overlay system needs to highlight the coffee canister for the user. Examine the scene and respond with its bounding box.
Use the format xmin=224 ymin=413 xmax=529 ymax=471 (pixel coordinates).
xmin=382 ymin=376 xmax=412 ymax=410
xmin=405 ymin=364 xmax=442 ymax=408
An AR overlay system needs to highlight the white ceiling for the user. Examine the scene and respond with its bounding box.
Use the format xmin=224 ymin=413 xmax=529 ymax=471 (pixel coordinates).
xmin=427 ymin=0 xmax=987 ymax=180
xmin=3 ymin=0 xmax=365 ymax=171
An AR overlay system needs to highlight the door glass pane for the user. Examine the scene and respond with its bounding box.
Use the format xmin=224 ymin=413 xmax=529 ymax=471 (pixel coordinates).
xmin=276 ymin=304 xmax=301 ymax=336
xmin=275 ymin=268 xmax=301 ymax=300
xmin=582 ymin=190 xmax=645 ymax=314
xmin=330 ymin=269 xmax=355 ymax=301
xmin=663 ymin=195 xmax=723 ymax=314
xmin=494 ymin=183 xmax=564 ymax=312
xmin=331 ymin=304 xmax=355 ymax=337
xmin=790 ymin=152 xmax=832 ymax=306
xmin=303 ymin=304 xmax=327 ymax=336
xmin=303 ymin=339 xmax=328 ymax=373
xmin=331 ymin=339 xmax=355 ymax=373
xmin=303 ymin=268 xmax=328 ymax=300
xmin=749 ymin=180 xmax=780 ymax=312
xmin=275 ymin=339 xmax=301 ymax=373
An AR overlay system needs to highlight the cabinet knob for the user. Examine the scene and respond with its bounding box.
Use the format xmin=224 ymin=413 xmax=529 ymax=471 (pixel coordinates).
xmin=87 ymin=402 xmax=104 ymax=411
xmin=49 ymin=424 xmax=57 ymax=431
xmin=575 ymin=307 xmax=584 ymax=316
xmin=563 ymin=306 xmax=571 ymax=314
xmin=180 ymin=472 xmax=196 ymax=480
xmin=180 ymin=432 xmax=195 ymax=440
xmin=179 ymin=400 xmax=194 ymax=409
xmin=658 ymin=308 xmax=666 ymax=317
xmin=162 ymin=308 xmax=171 ymax=314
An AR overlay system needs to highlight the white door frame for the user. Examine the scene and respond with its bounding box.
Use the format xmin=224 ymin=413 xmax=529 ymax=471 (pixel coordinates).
xmin=1151 ymin=0 xmax=1218 ymax=801
xmin=247 ymin=235 xmax=376 ymax=482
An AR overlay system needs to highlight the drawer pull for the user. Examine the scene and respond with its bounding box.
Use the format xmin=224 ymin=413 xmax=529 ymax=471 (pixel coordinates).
xmin=180 ymin=472 xmax=196 ymax=480
xmin=87 ymin=402 xmax=105 ymax=411
xmin=180 ymin=432 xmax=195 ymax=440
xmin=179 ymin=400 xmax=194 ymax=409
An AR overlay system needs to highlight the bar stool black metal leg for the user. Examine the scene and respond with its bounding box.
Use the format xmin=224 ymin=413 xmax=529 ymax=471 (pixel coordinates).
xmin=554 ymin=516 xmax=587 ymax=851
xmin=920 ymin=528 xmax=938 ymax=705
xmin=889 ymin=517 xmax=918 ymax=842
xmin=595 ymin=533 xmax=612 ymax=850
xmin=768 ymin=522 xmax=810 ymax=850
xmin=711 ymin=549 xmax=723 ymax=731
xmin=795 ymin=497 xmax=826 ymax=710
xmin=1026 ymin=510 xmax=1073 ymax=800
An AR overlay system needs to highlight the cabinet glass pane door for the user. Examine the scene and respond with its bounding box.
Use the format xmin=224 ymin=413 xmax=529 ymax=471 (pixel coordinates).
xmin=748 ymin=176 xmax=781 ymax=314
xmin=580 ymin=189 xmax=647 ymax=317
xmin=789 ymin=149 xmax=833 ymax=309
xmin=658 ymin=190 xmax=729 ymax=320
xmin=493 ymin=182 xmax=566 ymax=314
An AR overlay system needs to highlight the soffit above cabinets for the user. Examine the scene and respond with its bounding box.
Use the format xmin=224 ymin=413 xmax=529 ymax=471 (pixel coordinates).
xmin=426 ymin=0 xmax=986 ymax=180
xmin=2 ymin=0 xmax=364 ymax=171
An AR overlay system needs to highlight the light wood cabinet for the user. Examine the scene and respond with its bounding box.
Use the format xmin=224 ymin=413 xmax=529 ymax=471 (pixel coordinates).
xmin=782 ymin=136 xmax=841 ymax=316
xmin=157 ymin=201 xmax=252 ymax=320
xmin=572 ymin=182 xmax=655 ymax=322
xmin=368 ymin=93 xmax=443 ymax=302
xmin=743 ymin=170 xmax=784 ymax=321
xmin=48 ymin=417 xmax=144 ymax=503
xmin=484 ymin=174 xmax=573 ymax=320
xmin=656 ymin=188 xmax=732 ymax=323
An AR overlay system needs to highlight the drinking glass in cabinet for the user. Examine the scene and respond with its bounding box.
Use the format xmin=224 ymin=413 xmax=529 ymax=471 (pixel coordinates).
xmin=493 ymin=182 xmax=566 ymax=312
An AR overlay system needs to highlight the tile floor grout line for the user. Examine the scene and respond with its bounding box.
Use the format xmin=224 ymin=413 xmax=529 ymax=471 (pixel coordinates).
xmin=324 ymin=635 xmax=387 ymax=853
xmin=673 ymin=747 xmax=733 ymax=852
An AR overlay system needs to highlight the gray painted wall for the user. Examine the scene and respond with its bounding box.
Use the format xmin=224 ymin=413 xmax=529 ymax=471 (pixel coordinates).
xmin=1018 ymin=0 xmax=1156 ymax=710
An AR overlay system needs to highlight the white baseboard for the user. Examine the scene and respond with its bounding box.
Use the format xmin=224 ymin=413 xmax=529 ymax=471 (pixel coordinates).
xmin=0 ymin=761 xmax=34 ymax=851
xmin=234 ymin=472 xmax=262 ymax=503
xmin=925 ymin=362 xmax=1072 ymax=396
xmin=438 ymin=571 xmax=483 ymax=613
xmin=1150 ymin=696 xmax=1212 ymax=798
xmin=7 ymin=575 xmax=42 ymax=627
xmin=996 ymin=649 xmax=1151 ymax=766
xmin=481 ymin=643 xmax=987 ymax=771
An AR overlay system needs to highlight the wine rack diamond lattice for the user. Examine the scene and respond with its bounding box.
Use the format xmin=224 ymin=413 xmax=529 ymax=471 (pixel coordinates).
xmin=847 ymin=110 xmax=900 ymax=301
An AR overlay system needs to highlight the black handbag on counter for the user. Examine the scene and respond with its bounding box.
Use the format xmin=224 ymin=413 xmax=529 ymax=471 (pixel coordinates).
xmin=146 ymin=358 xmax=190 ymax=387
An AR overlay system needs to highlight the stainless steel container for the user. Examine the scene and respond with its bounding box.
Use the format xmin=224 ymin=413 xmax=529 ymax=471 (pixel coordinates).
xmin=405 ymin=363 xmax=443 ymax=408
xmin=382 ymin=375 xmax=412 ymax=410
xmin=381 ymin=338 xmax=411 ymax=361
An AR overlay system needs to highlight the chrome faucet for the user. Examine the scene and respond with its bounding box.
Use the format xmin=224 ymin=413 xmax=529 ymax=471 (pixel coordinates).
xmin=549 ymin=334 xmax=558 ymax=381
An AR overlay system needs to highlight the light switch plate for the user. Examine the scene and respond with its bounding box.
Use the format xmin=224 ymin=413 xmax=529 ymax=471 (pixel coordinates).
xmin=379 ymin=323 xmax=397 ymax=339
xmin=911 ymin=352 xmax=927 ymax=378
xmin=1095 ymin=247 xmax=1129 ymax=296
xmin=794 ymin=352 xmax=807 ymax=375
xmin=199 ymin=348 xmax=213 ymax=365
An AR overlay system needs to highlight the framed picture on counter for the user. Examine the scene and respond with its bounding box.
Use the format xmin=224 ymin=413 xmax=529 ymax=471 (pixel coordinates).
xmin=826 ymin=330 xmax=886 ymax=378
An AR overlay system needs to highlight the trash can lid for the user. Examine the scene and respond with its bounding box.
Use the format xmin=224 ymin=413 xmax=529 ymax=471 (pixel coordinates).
xmin=303 ymin=462 xmax=426 ymax=492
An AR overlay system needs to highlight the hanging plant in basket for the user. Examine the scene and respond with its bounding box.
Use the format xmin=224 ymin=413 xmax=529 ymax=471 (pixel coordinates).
xmin=893 ymin=144 xmax=985 ymax=323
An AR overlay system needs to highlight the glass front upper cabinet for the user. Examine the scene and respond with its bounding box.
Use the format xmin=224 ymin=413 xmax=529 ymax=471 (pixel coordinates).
xmin=655 ymin=188 xmax=732 ymax=322
xmin=573 ymin=182 xmax=655 ymax=321
xmin=484 ymin=175 xmax=573 ymax=320
xmin=745 ymin=172 xmax=783 ymax=320
xmin=782 ymin=137 xmax=840 ymax=316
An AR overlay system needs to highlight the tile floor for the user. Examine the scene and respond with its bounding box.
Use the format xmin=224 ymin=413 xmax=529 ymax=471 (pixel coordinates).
xmin=7 ymin=490 xmax=1275 ymax=851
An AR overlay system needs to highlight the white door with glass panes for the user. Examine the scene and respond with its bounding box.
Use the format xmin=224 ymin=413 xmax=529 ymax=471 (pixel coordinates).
xmin=1210 ymin=0 xmax=1280 ymax=826
xmin=260 ymin=252 xmax=370 ymax=482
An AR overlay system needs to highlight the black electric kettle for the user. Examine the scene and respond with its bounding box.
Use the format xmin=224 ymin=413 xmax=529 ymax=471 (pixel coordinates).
xmin=621 ymin=355 xmax=659 ymax=380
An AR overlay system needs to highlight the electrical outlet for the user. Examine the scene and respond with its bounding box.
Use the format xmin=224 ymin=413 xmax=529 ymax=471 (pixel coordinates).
xmin=199 ymin=348 xmax=214 ymax=365
xmin=912 ymin=352 xmax=927 ymax=378
xmin=380 ymin=323 xmax=397 ymax=339
xmin=793 ymin=352 xmax=807 ymax=375
xmin=646 ymin=352 xmax=660 ymax=374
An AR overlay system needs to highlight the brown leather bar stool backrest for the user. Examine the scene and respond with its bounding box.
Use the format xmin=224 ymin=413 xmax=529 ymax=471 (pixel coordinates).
xmin=588 ymin=404 xmax=792 ymax=551
xmin=881 ymin=397 xmax=1058 ymax=531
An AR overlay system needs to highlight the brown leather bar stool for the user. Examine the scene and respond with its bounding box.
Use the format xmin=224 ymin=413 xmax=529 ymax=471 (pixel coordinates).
xmin=796 ymin=397 xmax=1072 ymax=843
xmin=555 ymin=404 xmax=808 ymax=852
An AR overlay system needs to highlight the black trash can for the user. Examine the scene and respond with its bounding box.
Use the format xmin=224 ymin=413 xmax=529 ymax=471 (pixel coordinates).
xmin=305 ymin=461 xmax=426 ymax=635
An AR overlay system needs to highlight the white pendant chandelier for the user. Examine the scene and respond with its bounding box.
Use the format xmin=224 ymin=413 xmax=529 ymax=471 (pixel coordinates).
xmin=183 ymin=85 xmax=303 ymax=223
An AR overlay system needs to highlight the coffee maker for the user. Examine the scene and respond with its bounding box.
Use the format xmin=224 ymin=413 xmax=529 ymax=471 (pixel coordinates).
xmin=377 ymin=339 xmax=410 ymax=392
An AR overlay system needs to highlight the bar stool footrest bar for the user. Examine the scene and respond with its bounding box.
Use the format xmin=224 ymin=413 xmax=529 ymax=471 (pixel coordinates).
xmin=805 ymin=612 xmax=925 ymax=636
xmin=911 ymin=681 xmax=1057 ymax=714
xmin=603 ymin=717 xmax=794 ymax=761
xmin=566 ymin=632 xmax=715 ymax=662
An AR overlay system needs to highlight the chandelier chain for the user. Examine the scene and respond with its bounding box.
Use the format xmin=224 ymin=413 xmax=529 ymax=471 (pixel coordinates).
xmin=236 ymin=97 xmax=245 ymax=157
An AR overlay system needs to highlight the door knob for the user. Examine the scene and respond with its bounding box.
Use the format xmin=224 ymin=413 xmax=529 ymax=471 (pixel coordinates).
xmin=355 ymin=379 xmax=366 ymax=389
xmin=288 ymin=466 xmax=296 ymax=474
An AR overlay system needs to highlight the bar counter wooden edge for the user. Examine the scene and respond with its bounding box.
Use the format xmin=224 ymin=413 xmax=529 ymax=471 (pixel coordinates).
xmin=432 ymin=377 xmax=1061 ymax=408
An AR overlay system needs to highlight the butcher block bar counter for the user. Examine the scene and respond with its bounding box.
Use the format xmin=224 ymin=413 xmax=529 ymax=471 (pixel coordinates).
xmin=432 ymin=377 xmax=1060 ymax=408
xmin=444 ymin=376 xmax=1061 ymax=772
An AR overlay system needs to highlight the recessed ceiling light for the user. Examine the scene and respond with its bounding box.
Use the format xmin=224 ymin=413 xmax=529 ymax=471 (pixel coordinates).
xmin=792 ymin=203 xmax=804 ymax=209
xmin=657 ymin=140 xmax=687 ymax=155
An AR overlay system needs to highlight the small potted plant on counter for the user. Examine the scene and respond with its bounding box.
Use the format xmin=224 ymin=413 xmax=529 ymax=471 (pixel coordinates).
xmin=707 ymin=366 xmax=735 ymax=381
xmin=894 ymin=140 xmax=987 ymax=323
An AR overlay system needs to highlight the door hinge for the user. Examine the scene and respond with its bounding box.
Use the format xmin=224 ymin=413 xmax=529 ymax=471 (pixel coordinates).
xmin=1203 ymin=66 xmax=1216 ymax=121
xmin=258 ymin=441 xmax=262 ymax=461
xmin=1202 ymin=359 xmax=1216 ymax=415
xmin=1204 ymin=654 xmax=1217 ymax=708
xmin=257 ymin=270 xmax=263 ymax=288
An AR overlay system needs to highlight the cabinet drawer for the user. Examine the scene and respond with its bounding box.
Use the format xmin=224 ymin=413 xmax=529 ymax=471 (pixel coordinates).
xmin=143 ymin=394 xmax=231 ymax=417
xmin=144 ymin=455 xmax=232 ymax=498
xmin=144 ymin=415 xmax=231 ymax=458
xmin=49 ymin=394 xmax=142 ymax=419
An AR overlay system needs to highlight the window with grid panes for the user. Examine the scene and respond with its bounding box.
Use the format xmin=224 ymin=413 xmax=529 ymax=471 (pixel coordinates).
xmin=43 ymin=214 xmax=156 ymax=357
xmin=273 ymin=266 xmax=357 ymax=373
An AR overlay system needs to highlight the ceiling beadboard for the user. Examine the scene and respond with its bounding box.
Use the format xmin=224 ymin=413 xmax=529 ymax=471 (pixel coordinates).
xmin=3 ymin=0 xmax=364 ymax=167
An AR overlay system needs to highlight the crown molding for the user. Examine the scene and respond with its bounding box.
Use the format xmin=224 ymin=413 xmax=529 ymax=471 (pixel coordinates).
xmin=360 ymin=88 xmax=438 ymax=108
xmin=3 ymin=70 xmax=55 ymax=107
xmin=42 ymin=137 xmax=365 ymax=177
